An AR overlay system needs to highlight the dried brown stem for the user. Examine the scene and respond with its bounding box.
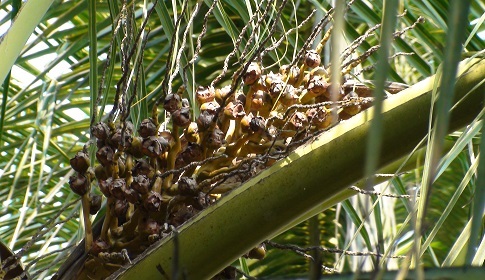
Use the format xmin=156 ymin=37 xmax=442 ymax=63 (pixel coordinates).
xmin=265 ymin=240 xmax=405 ymax=259
xmin=348 ymin=185 xmax=413 ymax=199
xmin=262 ymin=9 xmax=317 ymax=56
xmin=186 ymin=0 xmax=219 ymax=68
xmin=211 ymin=0 xmax=273 ymax=87
xmin=168 ymin=1 xmax=201 ymax=94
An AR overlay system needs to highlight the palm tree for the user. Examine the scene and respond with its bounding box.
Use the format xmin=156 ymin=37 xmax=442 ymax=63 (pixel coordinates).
xmin=0 ymin=0 xmax=484 ymax=279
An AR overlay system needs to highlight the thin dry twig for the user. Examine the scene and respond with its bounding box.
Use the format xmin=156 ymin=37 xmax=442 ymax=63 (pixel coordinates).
xmin=238 ymin=0 xmax=275 ymax=63
xmin=92 ymin=8 xmax=125 ymax=129
xmin=341 ymin=23 xmax=381 ymax=63
xmin=290 ymin=8 xmax=333 ymax=67
xmin=158 ymin=154 xmax=228 ymax=179
xmin=168 ymin=1 xmax=202 ymax=95
xmin=283 ymin=97 xmax=375 ymax=118
xmin=209 ymin=0 xmax=291 ymax=133
xmin=262 ymin=9 xmax=317 ymax=56
xmin=349 ymin=185 xmax=413 ymax=199
xmin=265 ymin=240 xmax=405 ymax=259
xmin=393 ymin=16 xmax=425 ymax=38
xmin=211 ymin=0 xmax=273 ymax=87
xmin=109 ymin=1 xmax=158 ymax=123
xmin=23 ymin=245 xmax=75 ymax=274
xmin=156 ymin=1 xmax=190 ymax=109
xmin=186 ymin=0 xmax=219 ymax=68
xmin=353 ymin=52 xmax=414 ymax=76
xmin=341 ymin=16 xmax=424 ymax=75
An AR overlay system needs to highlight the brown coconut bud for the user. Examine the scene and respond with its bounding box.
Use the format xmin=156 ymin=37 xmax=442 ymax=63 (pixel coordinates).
xmin=240 ymin=113 xmax=253 ymax=134
xmin=144 ymin=191 xmax=163 ymax=212
xmin=91 ymin=122 xmax=110 ymax=140
xmin=235 ymin=90 xmax=246 ymax=104
xmin=172 ymin=107 xmax=191 ymax=127
xmin=268 ymin=74 xmax=285 ymax=98
xmin=195 ymin=192 xmax=210 ymax=209
xmin=224 ymin=102 xmax=246 ymax=120
xmin=132 ymin=159 xmax=154 ymax=177
xmin=243 ymin=62 xmax=262 ymax=85
xmin=307 ymin=75 xmax=329 ymax=97
xmin=251 ymin=90 xmax=270 ymax=111
xmin=310 ymin=66 xmax=329 ymax=78
xmin=322 ymin=83 xmax=345 ymax=100
xmin=249 ymin=116 xmax=266 ymax=135
xmin=280 ymin=64 xmax=300 ymax=85
xmin=223 ymin=102 xmax=235 ymax=117
xmin=164 ymin=93 xmax=181 ymax=114
xmin=170 ymin=204 xmax=197 ymax=227
xmin=304 ymin=50 xmax=321 ymax=68
xmin=180 ymin=142 xmax=204 ymax=163
xmin=110 ymin=128 xmax=133 ymax=148
xmin=178 ymin=177 xmax=198 ymax=196
xmin=96 ymin=145 xmax=114 ymax=166
xmin=114 ymin=199 xmax=129 ymax=218
xmin=89 ymin=194 xmax=102 ymax=215
xmin=70 ymin=151 xmax=90 ymax=173
xmin=197 ymin=110 xmax=216 ymax=132
xmin=279 ymin=85 xmax=299 ymax=106
xmin=160 ymin=131 xmax=175 ymax=148
xmin=279 ymin=64 xmax=290 ymax=75
xmin=90 ymin=238 xmax=110 ymax=255
xmin=94 ymin=164 xmax=108 ymax=181
xmin=247 ymin=244 xmax=266 ymax=260
xmin=306 ymin=108 xmax=334 ymax=129
xmin=110 ymin=178 xmax=126 ymax=200
xmin=196 ymin=86 xmax=215 ymax=105
xmin=138 ymin=118 xmax=158 ymax=138
xmin=205 ymin=127 xmax=225 ymax=149
xmin=215 ymin=85 xmax=232 ymax=103
xmin=175 ymin=154 xmax=186 ymax=169
xmin=139 ymin=218 xmax=161 ymax=236
xmin=127 ymin=136 xmax=144 ymax=158
xmin=124 ymin=187 xmax=141 ymax=204
xmin=342 ymin=91 xmax=361 ymax=116
xmin=199 ymin=101 xmax=220 ymax=114
xmin=264 ymin=72 xmax=279 ymax=87
xmin=124 ymin=121 xmax=134 ymax=135
xmin=112 ymin=120 xmax=134 ymax=137
xmin=184 ymin=122 xmax=199 ymax=143
xmin=288 ymin=112 xmax=309 ymax=131
xmin=141 ymin=136 xmax=167 ymax=158
xmin=98 ymin=178 xmax=112 ymax=197
xmin=69 ymin=173 xmax=90 ymax=196
xmin=306 ymin=108 xmax=324 ymax=124
xmin=131 ymin=174 xmax=150 ymax=194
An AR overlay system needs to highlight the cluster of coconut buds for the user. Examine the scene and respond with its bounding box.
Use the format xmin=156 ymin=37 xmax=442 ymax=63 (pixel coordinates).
xmin=74 ymin=116 xmax=212 ymax=257
xmin=68 ymin=40 xmax=406 ymax=277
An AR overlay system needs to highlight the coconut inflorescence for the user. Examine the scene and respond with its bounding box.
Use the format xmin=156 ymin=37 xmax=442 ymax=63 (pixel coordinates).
xmin=66 ymin=14 xmax=413 ymax=280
